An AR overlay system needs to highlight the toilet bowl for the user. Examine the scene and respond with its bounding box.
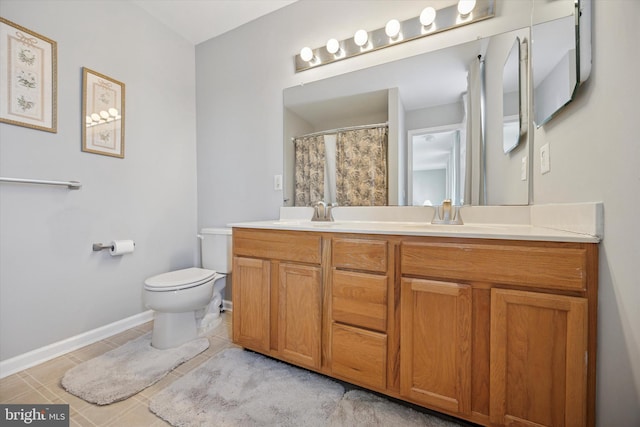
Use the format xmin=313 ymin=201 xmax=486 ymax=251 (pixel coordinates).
xmin=143 ymin=228 xmax=232 ymax=349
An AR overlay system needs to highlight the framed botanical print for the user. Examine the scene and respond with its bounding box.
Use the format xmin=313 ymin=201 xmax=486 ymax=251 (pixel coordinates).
xmin=82 ymin=67 xmax=125 ymax=158
xmin=0 ymin=17 xmax=57 ymax=132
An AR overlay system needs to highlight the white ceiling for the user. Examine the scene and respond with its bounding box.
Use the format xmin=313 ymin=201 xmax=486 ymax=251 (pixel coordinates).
xmin=132 ymin=0 xmax=298 ymax=45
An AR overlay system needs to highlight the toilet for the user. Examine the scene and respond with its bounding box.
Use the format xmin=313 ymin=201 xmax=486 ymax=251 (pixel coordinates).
xmin=143 ymin=228 xmax=232 ymax=349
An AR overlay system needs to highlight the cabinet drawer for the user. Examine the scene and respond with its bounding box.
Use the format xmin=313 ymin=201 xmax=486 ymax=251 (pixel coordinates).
xmin=331 ymin=323 xmax=387 ymax=390
xmin=332 ymin=238 xmax=387 ymax=272
xmin=401 ymin=241 xmax=589 ymax=292
xmin=332 ymin=270 xmax=387 ymax=332
xmin=233 ymin=228 xmax=321 ymax=264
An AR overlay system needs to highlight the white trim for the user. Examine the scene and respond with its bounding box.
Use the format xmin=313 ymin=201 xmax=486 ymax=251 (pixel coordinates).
xmin=0 ymin=310 xmax=154 ymax=379
xmin=222 ymin=299 xmax=233 ymax=312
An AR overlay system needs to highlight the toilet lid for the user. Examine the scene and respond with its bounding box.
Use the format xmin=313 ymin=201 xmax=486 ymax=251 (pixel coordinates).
xmin=144 ymin=267 xmax=216 ymax=291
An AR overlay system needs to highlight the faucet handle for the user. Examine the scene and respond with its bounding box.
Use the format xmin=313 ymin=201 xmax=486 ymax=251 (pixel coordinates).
xmin=326 ymin=203 xmax=338 ymax=221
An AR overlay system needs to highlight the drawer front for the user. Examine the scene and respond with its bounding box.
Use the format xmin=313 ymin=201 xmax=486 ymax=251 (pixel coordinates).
xmin=233 ymin=228 xmax=321 ymax=264
xmin=332 ymin=270 xmax=387 ymax=332
xmin=331 ymin=323 xmax=387 ymax=390
xmin=401 ymin=241 xmax=588 ymax=292
xmin=332 ymin=238 xmax=387 ymax=272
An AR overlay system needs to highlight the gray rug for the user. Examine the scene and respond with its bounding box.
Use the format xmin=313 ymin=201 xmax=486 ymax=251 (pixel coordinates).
xmin=149 ymin=348 xmax=345 ymax=427
xmin=328 ymin=390 xmax=463 ymax=426
xmin=61 ymin=332 xmax=209 ymax=405
xmin=150 ymin=348 xmax=466 ymax=427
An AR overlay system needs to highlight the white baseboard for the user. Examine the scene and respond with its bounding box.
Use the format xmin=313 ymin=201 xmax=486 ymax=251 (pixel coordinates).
xmin=0 ymin=310 xmax=154 ymax=379
xmin=222 ymin=299 xmax=233 ymax=312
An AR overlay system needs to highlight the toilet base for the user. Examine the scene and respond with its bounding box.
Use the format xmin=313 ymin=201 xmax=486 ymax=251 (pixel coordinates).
xmin=151 ymin=311 xmax=198 ymax=349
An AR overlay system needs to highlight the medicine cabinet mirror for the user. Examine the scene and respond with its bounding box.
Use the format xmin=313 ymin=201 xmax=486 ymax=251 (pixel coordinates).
xmin=531 ymin=0 xmax=591 ymax=126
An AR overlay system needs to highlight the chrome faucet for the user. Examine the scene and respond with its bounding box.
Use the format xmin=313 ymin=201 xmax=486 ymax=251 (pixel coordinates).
xmin=312 ymin=201 xmax=337 ymax=222
xmin=431 ymin=199 xmax=463 ymax=225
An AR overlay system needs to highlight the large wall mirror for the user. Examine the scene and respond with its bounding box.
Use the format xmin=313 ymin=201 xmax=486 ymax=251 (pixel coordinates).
xmin=284 ymin=28 xmax=529 ymax=207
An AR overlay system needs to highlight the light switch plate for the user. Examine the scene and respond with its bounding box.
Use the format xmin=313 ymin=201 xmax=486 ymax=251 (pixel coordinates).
xmin=274 ymin=174 xmax=283 ymax=190
xmin=540 ymin=144 xmax=550 ymax=174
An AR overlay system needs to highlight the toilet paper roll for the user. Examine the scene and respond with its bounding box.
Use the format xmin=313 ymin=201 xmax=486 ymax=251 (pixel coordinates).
xmin=109 ymin=240 xmax=135 ymax=256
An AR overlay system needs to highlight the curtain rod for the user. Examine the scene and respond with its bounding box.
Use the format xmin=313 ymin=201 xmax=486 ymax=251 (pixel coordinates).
xmin=292 ymin=122 xmax=388 ymax=140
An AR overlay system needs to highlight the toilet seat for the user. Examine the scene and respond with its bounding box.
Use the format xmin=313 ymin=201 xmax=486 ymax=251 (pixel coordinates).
xmin=144 ymin=267 xmax=217 ymax=292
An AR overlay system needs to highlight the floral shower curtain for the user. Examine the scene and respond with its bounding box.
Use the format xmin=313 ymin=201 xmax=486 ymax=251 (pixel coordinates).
xmin=336 ymin=127 xmax=388 ymax=206
xmin=293 ymin=134 xmax=325 ymax=206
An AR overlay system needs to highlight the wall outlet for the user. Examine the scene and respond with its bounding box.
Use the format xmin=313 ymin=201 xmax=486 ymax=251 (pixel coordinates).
xmin=521 ymin=156 xmax=528 ymax=181
xmin=540 ymin=144 xmax=551 ymax=174
xmin=274 ymin=174 xmax=283 ymax=190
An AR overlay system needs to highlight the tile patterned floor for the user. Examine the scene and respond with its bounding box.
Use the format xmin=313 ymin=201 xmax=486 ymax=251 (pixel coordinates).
xmin=0 ymin=312 xmax=236 ymax=426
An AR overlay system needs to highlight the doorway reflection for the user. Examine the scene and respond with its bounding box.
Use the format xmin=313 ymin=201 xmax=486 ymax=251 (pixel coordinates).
xmin=410 ymin=127 xmax=464 ymax=207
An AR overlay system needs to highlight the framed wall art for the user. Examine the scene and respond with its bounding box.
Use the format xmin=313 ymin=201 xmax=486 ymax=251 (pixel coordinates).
xmin=82 ymin=67 xmax=125 ymax=158
xmin=0 ymin=17 xmax=57 ymax=133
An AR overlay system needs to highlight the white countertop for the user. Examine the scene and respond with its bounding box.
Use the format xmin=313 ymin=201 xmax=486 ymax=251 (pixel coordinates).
xmin=228 ymin=203 xmax=603 ymax=243
xmin=228 ymin=219 xmax=600 ymax=243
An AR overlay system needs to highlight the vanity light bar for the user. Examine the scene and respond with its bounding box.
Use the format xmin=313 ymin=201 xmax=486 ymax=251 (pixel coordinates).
xmin=295 ymin=0 xmax=495 ymax=73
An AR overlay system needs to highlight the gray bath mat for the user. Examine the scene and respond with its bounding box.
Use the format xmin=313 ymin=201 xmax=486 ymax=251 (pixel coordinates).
xmin=328 ymin=389 xmax=464 ymax=426
xmin=61 ymin=333 xmax=209 ymax=405
xmin=149 ymin=347 xmax=345 ymax=426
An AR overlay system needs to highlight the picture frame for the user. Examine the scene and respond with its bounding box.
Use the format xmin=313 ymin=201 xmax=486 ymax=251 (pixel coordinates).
xmin=82 ymin=67 xmax=125 ymax=158
xmin=0 ymin=17 xmax=57 ymax=133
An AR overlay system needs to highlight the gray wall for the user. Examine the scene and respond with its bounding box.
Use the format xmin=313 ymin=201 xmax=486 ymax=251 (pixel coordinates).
xmin=195 ymin=1 xmax=639 ymax=425
xmin=533 ymin=3 xmax=640 ymax=425
xmin=0 ymin=1 xmax=198 ymax=360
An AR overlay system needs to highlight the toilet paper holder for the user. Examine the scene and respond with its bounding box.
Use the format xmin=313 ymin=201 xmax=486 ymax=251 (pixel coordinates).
xmin=92 ymin=243 xmax=113 ymax=251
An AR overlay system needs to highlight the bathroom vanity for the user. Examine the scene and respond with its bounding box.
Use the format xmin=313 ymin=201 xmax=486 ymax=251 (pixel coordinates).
xmin=231 ymin=209 xmax=599 ymax=427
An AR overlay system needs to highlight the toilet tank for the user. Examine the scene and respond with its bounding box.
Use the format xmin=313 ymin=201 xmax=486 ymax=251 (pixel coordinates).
xmin=199 ymin=228 xmax=232 ymax=273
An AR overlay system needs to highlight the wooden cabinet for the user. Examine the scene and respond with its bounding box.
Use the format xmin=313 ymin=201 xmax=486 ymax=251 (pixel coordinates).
xmin=232 ymin=229 xmax=322 ymax=370
xmin=400 ymin=239 xmax=597 ymax=427
xmin=232 ymin=228 xmax=598 ymax=427
xmin=400 ymin=278 xmax=471 ymax=415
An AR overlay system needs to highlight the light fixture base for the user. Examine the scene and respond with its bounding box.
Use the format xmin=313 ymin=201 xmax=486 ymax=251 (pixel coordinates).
xmin=294 ymin=0 xmax=494 ymax=73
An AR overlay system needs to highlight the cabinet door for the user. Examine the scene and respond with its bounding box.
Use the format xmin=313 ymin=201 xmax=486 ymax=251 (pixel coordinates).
xmin=490 ymin=289 xmax=588 ymax=427
xmin=278 ymin=263 xmax=322 ymax=370
xmin=232 ymin=256 xmax=270 ymax=352
xmin=400 ymin=278 xmax=472 ymax=415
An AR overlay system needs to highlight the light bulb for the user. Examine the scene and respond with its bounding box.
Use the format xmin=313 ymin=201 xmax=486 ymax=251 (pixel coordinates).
xmin=99 ymin=110 xmax=109 ymax=119
xmin=300 ymin=46 xmax=314 ymax=62
xmin=326 ymin=38 xmax=340 ymax=54
xmin=457 ymin=0 xmax=476 ymax=16
xmin=91 ymin=113 xmax=100 ymax=122
xmin=108 ymin=107 xmax=119 ymax=117
xmin=420 ymin=7 xmax=436 ymax=26
xmin=354 ymin=29 xmax=368 ymax=47
xmin=385 ymin=19 xmax=401 ymax=38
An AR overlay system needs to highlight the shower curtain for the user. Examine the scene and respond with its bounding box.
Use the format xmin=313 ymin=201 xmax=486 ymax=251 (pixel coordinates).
xmin=293 ymin=134 xmax=325 ymax=206
xmin=336 ymin=127 xmax=388 ymax=206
